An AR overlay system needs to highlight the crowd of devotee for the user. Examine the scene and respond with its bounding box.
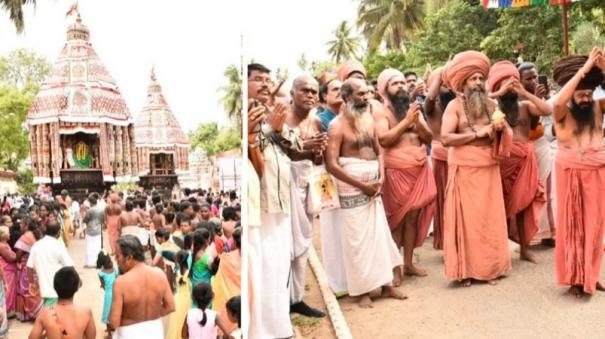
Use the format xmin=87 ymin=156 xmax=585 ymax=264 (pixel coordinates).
xmin=247 ymin=47 xmax=605 ymax=338
xmin=0 ymin=186 xmax=242 ymax=338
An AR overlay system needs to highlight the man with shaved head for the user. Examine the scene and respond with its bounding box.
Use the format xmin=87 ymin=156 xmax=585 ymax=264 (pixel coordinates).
xmin=551 ymin=48 xmax=605 ymax=298
xmin=325 ymin=77 xmax=405 ymax=308
xmin=285 ymin=75 xmax=326 ymax=317
xmin=441 ymin=51 xmax=512 ymax=287
xmin=374 ymin=68 xmax=436 ymax=286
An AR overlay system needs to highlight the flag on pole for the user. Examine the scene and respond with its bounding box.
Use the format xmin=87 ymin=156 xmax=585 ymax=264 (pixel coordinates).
xmin=66 ymin=1 xmax=79 ymax=17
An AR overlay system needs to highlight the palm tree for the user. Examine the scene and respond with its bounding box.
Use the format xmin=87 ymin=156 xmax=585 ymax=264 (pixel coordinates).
xmin=217 ymin=64 xmax=242 ymax=128
xmin=1 ymin=0 xmax=36 ymax=33
xmin=327 ymin=21 xmax=361 ymax=63
xmin=356 ymin=0 xmax=425 ymax=52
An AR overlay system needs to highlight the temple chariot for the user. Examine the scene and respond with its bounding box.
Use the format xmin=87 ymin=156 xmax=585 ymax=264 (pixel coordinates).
xmin=27 ymin=12 xmax=137 ymax=194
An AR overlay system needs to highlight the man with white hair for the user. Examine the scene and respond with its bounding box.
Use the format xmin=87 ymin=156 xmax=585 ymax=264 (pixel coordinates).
xmin=325 ymin=77 xmax=405 ymax=308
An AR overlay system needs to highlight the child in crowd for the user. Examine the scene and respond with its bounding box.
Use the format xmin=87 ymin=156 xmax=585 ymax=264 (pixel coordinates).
xmin=166 ymin=250 xmax=192 ymax=339
xmin=181 ymin=282 xmax=232 ymax=339
xmin=96 ymin=251 xmax=118 ymax=337
xmin=226 ymin=296 xmax=242 ymax=339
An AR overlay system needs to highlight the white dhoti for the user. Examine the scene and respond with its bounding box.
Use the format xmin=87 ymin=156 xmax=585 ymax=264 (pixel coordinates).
xmin=247 ymin=227 xmax=263 ymax=339
xmin=112 ymin=318 xmax=164 ymax=339
xmin=259 ymin=212 xmax=293 ymax=338
xmin=336 ymin=158 xmax=401 ymax=296
xmin=532 ymin=136 xmax=556 ymax=243
xmin=122 ymin=226 xmax=149 ymax=247
xmin=85 ymin=234 xmax=101 ymax=267
xmin=319 ymin=209 xmax=348 ymax=295
xmin=289 ymin=160 xmax=314 ymax=304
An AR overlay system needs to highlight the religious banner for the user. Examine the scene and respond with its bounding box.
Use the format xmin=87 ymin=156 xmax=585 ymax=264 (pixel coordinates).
xmin=483 ymin=0 xmax=581 ymax=8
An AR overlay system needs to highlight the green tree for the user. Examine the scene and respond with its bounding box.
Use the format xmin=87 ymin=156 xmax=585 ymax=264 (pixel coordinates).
xmin=356 ymin=0 xmax=425 ymax=52
xmin=297 ymin=54 xmax=309 ymax=72
xmin=571 ymin=21 xmax=605 ymax=55
xmin=1 ymin=0 xmax=36 ymax=33
xmin=311 ymin=60 xmax=339 ymax=79
xmin=16 ymin=168 xmax=36 ymax=195
xmin=364 ymin=51 xmax=409 ymax=80
xmin=189 ymin=123 xmax=240 ymax=157
xmin=481 ymin=5 xmax=563 ymax=73
xmin=0 ymin=85 xmax=34 ymax=171
xmin=412 ymin=1 xmax=498 ymax=67
xmin=217 ymin=64 xmax=242 ymax=128
xmin=0 ymin=48 xmax=51 ymax=93
xmin=327 ymin=21 xmax=361 ymax=63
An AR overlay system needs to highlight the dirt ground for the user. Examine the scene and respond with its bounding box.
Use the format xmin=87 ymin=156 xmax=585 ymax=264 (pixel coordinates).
xmin=299 ymin=220 xmax=605 ymax=339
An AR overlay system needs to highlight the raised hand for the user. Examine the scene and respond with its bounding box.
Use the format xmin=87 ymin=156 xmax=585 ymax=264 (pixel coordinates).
xmin=266 ymin=103 xmax=288 ymax=133
xmin=405 ymin=102 xmax=421 ymax=124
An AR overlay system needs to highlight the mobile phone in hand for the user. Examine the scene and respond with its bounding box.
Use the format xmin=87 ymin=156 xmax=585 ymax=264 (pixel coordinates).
xmin=538 ymin=75 xmax=548 ymax=87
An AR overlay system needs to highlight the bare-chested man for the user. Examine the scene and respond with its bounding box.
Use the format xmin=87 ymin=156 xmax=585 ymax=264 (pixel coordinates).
xmin=487 ymin=60 xmax=552 ymax=263
xmin=551 ymin=48 xmax=605 ymax=297
xmin=285 ymin=75 xmax=327 ymax=318
xmin=29 ymin=267 xmax=95 ymax=339
xmin=109 ymin=235 xmax=175 ymax=337
xmin=118 ymin=200 xmax=146 ymax=251
xmin=374 ymin=69 xmax=436 ymax=286
xmin=441 ymin=50 xmax=511 ymax=286
xmin=325 ymin=78 xmax=405 ymax=308
xmin=518 ymin=62 xmax=557 ymax=246
xmin=105 ymin=194 xmax=122 ymax=255
xmin=151 ymin=203 xmax=166 ymax=230
xmin=424 ymin=66 xmax=456 ymax=250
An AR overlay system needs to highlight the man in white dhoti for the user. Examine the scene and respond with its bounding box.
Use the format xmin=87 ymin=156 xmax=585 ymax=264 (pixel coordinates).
xmin=285 ymin=75 xmax=327 ymax=318
xmin=82 ymin=196 xmax=104 ymax=268
xmin=109 ymin=235 xmax=174 ymax=338
xmin=325 ymin=78 xmax=405 ymax=308
xmin=249 ymin=63 xmax=296 ymax=337
xmin=518 ymin=62 xmax=556 ymax=245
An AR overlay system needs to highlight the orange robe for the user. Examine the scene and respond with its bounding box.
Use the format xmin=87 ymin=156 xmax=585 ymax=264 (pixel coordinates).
xmin=443 ymin=130 xmax=512 ymax=281
xmin=499 ymin=140 xmax=545 ymax=244
xmin=555 ymin=146 xmax=605 ymax=294
xmin=212 ymin=251 xmax=241 ymax=334
xmin=431 ymin=140 xmax=448 ymax=250
xmin=383 ymin=145 xmax=437 ymax=247
xmin=106 ymin=215 xmax=120 ymax=254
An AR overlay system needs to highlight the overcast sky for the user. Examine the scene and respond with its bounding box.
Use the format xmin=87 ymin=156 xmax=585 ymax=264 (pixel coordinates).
xmin=243 ymin=0 xmax=359 ymax=85
xmin=0 ymin=0 xmax=242 ymax=131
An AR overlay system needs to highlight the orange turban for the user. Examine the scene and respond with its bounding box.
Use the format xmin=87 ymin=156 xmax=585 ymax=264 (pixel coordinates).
xmin=427 ymin=66 xmax=444 ymax=89
xmin=319 ymin=71 xmax=337 ymax=85
xmin=377 ymin=68 xmax=404 ymax=101
xmin=487 ymin=60 xmax=519 ymax=93
xmin=443 ymin=51 xmax=491 ymax=93
xmin=337 ymin=60 xmax=367 ymax=81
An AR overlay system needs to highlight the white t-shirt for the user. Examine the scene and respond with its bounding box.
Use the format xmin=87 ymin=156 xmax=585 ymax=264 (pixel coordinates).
xmin=27 ymin=235 xmax=74 ymax=298
xmin=187 ymin=308 xmax=217 ymax=339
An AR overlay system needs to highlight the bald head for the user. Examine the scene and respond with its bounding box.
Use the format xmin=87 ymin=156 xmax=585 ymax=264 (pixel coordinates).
xmin=291 ymin=75 xmax=319 ymax=113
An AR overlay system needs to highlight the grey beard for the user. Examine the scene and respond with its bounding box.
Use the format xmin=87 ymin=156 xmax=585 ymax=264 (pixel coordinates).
xmin=467 ymin=89 xmax=488 ymax=118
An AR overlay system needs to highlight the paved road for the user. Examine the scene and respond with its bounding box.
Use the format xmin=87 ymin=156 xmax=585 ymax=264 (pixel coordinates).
xmin=10 ymin=235 xmax=108 ymax=339
xmin=307 ymin=220 xmax=605 ymax=339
